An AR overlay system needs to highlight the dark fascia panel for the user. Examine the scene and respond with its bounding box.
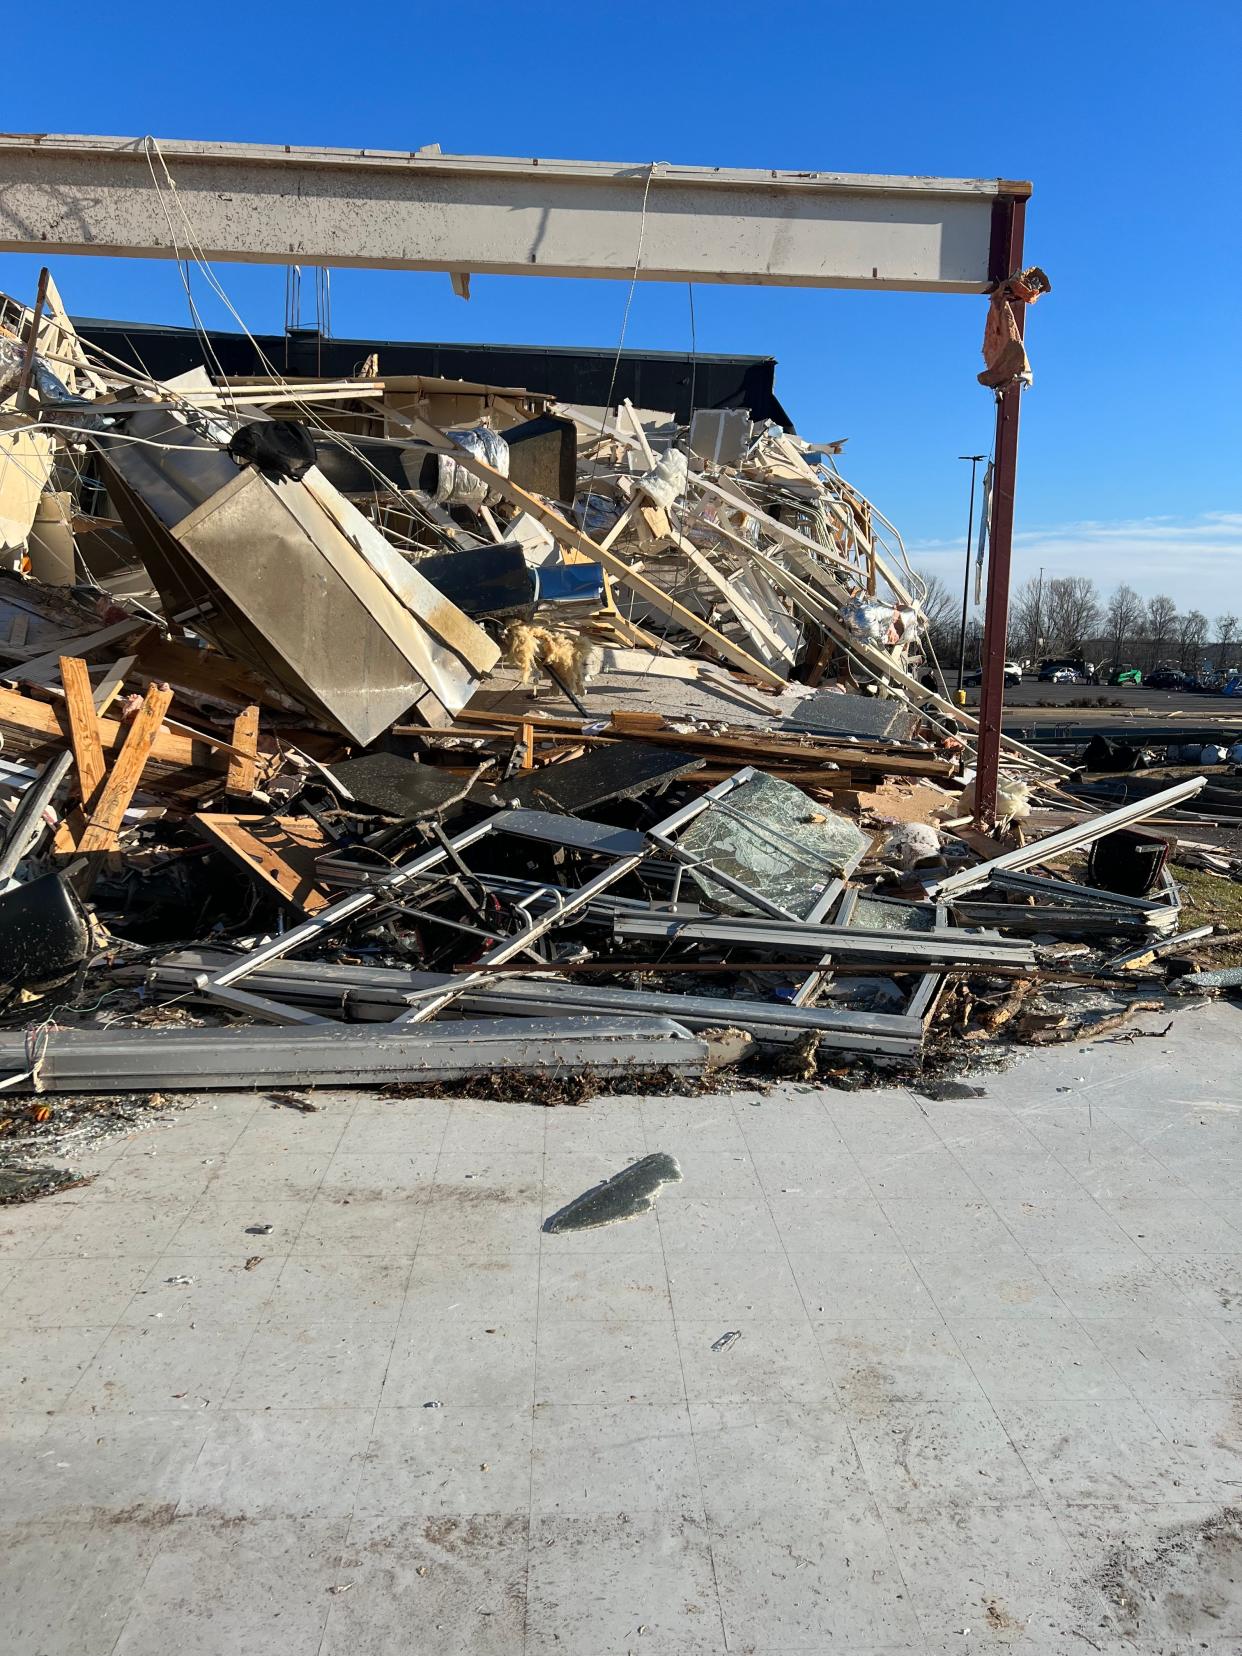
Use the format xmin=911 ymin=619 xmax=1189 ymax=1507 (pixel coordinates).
xmin=73 ymin=320 xmax=795 ymax=428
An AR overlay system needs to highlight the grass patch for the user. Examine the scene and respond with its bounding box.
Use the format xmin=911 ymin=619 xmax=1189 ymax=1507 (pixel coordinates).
xmin=1172 ymin=864 xmax=1242 ymax=966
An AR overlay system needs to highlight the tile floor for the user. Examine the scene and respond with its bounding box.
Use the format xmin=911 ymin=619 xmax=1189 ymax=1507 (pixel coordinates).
xmin=2 ymin=999 xmax=1242 ymax=1652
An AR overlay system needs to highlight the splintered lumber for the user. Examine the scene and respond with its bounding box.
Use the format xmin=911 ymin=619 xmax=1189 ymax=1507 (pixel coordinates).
xmin=226 ymin=705 xmax=260 ymax=794
xmin=0 ymin=682 xmax=252 ymax=798
xmin=77 ymin=683 xmax=175 ymax=853
xmin=195 ymin=813 xmax=331 ymax=914
xmin=58 ymin=656 xmax=106 ymax=806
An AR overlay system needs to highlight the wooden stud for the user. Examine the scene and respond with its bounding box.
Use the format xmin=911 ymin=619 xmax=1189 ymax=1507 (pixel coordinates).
xmin=58 ymin=656 xmax=106 ymax=807
xmin=226 ymin=705 xmax=260 ymax=795
xmin=77 ymin=683 xmax=174 ymax=855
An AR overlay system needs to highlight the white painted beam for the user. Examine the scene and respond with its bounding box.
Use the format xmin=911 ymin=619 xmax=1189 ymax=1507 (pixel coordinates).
xmin=0 ymin=134 xmax=1030 ymax=294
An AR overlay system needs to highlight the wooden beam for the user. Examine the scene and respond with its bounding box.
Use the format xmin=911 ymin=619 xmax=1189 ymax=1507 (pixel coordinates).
xmin=226 ymin=705 xmax=260 ymax=794
xmin=77 ymin=683 xmax=174 ymax=854
xmin=58 ymin=656 xmax=106 ymax=807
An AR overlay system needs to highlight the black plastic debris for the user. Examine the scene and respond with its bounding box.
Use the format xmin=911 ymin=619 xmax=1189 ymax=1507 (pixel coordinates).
xmin=1080 ymin=733 xmax=1146 ymax=773
xmin=228 ymin=419 xmax=317 ymax=481
xmin=543 ymin=1152 xmax=683 ymax=1233
xmin=1087 ymin=829 xmax=1170 ymax=897
xmin=416 ymin=544 xmax=536 ymax=621
xmin=0 ymin=873 xmax=90 ymax=991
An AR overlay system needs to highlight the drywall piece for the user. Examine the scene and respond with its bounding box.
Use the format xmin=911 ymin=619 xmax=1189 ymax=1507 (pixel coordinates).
xmin=0 ymin=427 xmax=54 ymax=553
xmin=26 ymin=492 xmax=77 ymax=584
xmin=326 ymin=753 xmax=481 ymax=819
xmin=781 ymin=689 xmax=919 ymax=742
xmin=689 ymin=408 xmax=752 ymax=466
xmin=479 ymin=742 xmax=705 ymax=811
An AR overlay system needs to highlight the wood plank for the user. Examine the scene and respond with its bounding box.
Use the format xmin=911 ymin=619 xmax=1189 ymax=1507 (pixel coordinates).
xmin=77 ymin=684 xmax=175 ymax=854
xmin=226 ymin=705 xmax=260 ymax=794
xmin=58 ymin=656 xmax=106 ymax=806
xmin=0 ymin=682 xmax=218 ymax=794
xmin=50 ymin=655 xmax=138 ymax=855
xmin=194 ymin=813 xmax=331 ymax=915
xmin=431 ymin=708 xmax=956 ymax=778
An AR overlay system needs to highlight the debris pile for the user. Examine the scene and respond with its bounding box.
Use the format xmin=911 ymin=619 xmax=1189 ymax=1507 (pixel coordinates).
xmin=0 ymin=274 xmax=1235 ymax=1112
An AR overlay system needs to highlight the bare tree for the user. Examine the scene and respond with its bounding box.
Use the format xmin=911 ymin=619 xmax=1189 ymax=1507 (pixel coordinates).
xmin=915 ymin=569 xmax=960 ymax=661
xmin=1105 ymin=583 xmax=1145 ymax=669
xmin=1045 ymin=576 xmax=1102 ymax=656
xmin=1177 ymin=609 xmax=1209 ymax=672
xmin=1009 ymin=575 xmax=1045 ymax=665
xmin=1145 ymin=594 xmax=1179 ymax=670
xmin=1218 ymin=614 xmax=1239 ymax=671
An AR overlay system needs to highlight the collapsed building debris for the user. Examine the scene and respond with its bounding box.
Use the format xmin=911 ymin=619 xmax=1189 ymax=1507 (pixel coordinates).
xmin=0 ymin=269 xmax=1231 ymax=1118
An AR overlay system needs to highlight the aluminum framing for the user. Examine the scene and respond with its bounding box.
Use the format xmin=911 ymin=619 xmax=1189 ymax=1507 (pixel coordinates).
xmin=0 ymin=1014 xmax=709 ymax=1094
xmin=930 ymin=776 xmax=1208 ymax=898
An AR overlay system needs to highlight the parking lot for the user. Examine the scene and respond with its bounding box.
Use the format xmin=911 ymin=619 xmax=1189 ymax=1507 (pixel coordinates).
xmin=961 ymin=679 xmax=1242 ymax=720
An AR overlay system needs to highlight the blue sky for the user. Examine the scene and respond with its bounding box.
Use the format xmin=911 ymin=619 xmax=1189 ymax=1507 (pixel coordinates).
xmin=4 ymin=0 xmax=1239 ymax=615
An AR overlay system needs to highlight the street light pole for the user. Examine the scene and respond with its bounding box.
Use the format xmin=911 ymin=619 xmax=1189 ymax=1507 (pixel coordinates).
xmin=956 ymin=453 xmax=986 ymax=693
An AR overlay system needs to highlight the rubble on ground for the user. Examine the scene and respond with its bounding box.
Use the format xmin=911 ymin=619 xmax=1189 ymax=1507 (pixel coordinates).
xmin=0 ymin=272 xmax=1237 ymax=1167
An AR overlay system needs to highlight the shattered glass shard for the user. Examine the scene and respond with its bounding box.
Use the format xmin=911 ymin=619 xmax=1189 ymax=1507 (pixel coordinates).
xmin=542 ymin=1152 xmax=683 ymax=1233
xmin=676 ymin=772 xmax=870 ymax=920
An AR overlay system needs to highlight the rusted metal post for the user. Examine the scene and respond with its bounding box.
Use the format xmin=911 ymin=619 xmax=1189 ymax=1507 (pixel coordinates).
xmin=973 ymin=198 xmax=1027 ymax=824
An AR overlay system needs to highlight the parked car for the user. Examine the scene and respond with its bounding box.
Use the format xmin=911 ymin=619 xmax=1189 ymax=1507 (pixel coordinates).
xmin=961 ymin=663 xmax=1022 ymax=688
xmin=1146 ymin=668 xmax=1186 ymax=690
xmin=1037 ymin=657 xmax=1086 ymax=683
xmin=1109 ymin=665 xmax=1142 ymax=686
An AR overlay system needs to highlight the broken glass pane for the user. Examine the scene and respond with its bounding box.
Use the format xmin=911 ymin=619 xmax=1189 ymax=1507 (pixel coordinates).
xmin=850 ymin=895 xmax=937 ymax=931
xmin=675 ymin=772 xmax=870 ymax=920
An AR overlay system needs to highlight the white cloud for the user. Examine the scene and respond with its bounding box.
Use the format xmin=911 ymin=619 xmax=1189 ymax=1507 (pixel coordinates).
xmin=910 ymin=512 xmax=1242 ymax=615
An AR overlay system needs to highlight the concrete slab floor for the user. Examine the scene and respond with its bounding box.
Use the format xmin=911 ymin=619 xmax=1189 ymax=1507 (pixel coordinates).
xmin=2 ymin=999 xmax=1241 ymax=1653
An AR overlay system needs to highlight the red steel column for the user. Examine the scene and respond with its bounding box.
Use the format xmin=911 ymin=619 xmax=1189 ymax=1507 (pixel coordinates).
xmin=973 ymin=195 xmax=1027 ymax=825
